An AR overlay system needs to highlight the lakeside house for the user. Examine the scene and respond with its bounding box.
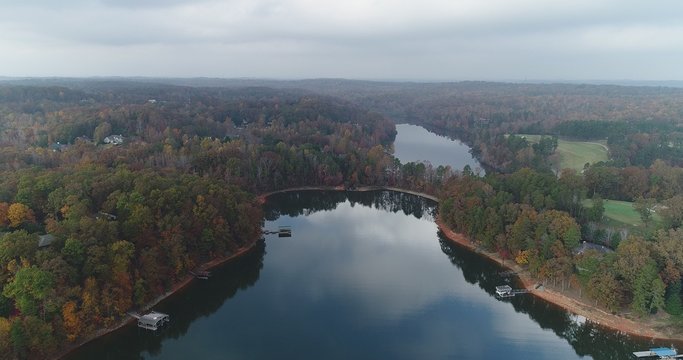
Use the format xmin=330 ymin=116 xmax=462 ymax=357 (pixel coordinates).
xmin=574 ymin=241 xmax=614 ymax=256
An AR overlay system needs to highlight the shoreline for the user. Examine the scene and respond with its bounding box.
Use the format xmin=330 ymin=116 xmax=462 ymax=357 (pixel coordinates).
xmin=434 ymin=217 xmax=682 ymax=343
xmin=58 ymin=185 xmax=681 ymax=358
xmin=258 ymin=185 xmax=439 ymax=203
xmin=55 ymin=239 xmax=262 ymax=360
xmin=264 ymin=185 xmax=683 ymax=342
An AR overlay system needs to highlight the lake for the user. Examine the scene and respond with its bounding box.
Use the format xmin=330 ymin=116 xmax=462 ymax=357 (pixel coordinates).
xmin=65 ymin=190 xmax=660 ymax=360
xmin=393 ymin=123 xmax=483 ymax=174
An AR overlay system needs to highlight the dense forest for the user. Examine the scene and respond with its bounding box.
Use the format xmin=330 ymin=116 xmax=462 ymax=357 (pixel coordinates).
xmin=247 ymin=79 xmax=683 ymax=333
xmin=0 ymin=83 xmax=400 ymax=359
xmin=0 ymin=79 xmax=682 ymax=358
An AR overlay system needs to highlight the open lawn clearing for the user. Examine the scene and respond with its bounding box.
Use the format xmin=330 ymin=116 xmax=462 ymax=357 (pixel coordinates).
xmin=518 ymin=134 xmax=608 ymax=172
xmin=582 ymin=198 xmax=662 ymax=227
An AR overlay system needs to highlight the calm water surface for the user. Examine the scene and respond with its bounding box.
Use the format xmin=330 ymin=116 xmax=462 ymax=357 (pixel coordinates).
xmin=393 ymin=123 xmax=482 ymax=173
xmin=65 ymin=191 xmax=665 ymax=360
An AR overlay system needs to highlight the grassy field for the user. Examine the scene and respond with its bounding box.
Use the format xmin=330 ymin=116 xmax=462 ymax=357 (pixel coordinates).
xmin=519 ymin=134 xmax=609 ymax=172
xmin=582 ymin=198 xmax=662 ymax=229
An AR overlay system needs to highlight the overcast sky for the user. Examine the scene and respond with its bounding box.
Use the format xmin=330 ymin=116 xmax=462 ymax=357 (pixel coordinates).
xmin=1 ymin=0 xmax=682 ymax=80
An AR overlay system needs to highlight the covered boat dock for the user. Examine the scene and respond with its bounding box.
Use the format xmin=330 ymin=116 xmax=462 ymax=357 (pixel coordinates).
xmin=633 ymin=347 xmax=682 ymax=359
xmin=136 ymin=311 xmax=170 ymax=331
xmin=495 ymin=285 xmax=530 ymax=298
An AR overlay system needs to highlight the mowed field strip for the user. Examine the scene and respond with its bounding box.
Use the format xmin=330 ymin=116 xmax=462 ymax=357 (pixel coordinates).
xmin=519 ymin=134 xmax=609 ymax=172
xmin=582 ymin=198 xmax=662 ymax=227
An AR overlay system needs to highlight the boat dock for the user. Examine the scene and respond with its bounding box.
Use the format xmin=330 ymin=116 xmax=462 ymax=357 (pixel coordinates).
xmin=127 ymin=311 xmax=171 ymax=330
xmin=633 ymin=347 xmax=682 ymax=358
xmin=189 ymin=269 xmax=211 ymax=279
xmin=126 ymin=311 xmax=141 ymax=319
xmin=495 ymin=285 xmax=530 ymax=298
xmin=134 ymin=311 xmax=170 ymax=331
xmin=263 ymin=226 xmax=292 ymax=237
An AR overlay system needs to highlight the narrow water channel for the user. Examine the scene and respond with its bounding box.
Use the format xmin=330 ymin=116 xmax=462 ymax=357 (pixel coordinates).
xmin=393 ymin=123 xmax=482 ymax=173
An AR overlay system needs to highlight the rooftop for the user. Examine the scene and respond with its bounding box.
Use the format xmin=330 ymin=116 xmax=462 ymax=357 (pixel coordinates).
xmin=575 ymin=241 xmax=614 ymax=255
xmin=140 ymin=311 xmax=168 ymax=322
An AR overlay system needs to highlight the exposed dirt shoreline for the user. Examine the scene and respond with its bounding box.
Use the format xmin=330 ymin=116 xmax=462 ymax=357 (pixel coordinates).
xmin=264 ymin=186 xmax=683 ymax=342
xmin=435 ymin=217 xmax=683 ymax=342
xmin=57 ymin=185 xmax=680 ymax=358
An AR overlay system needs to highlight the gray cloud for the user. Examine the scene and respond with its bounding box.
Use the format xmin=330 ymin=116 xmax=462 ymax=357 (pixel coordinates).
xmin=0 ymin=0 xmax=682 ymax=79
xmin=98 ymin=0 xmax=211 ymax=8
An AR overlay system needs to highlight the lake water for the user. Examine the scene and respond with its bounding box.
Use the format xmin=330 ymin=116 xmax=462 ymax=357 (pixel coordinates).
xmin=65 ymin=190 xmax=662 ymax=360
xmin=393 ymin=123 xmax=482 ymax=173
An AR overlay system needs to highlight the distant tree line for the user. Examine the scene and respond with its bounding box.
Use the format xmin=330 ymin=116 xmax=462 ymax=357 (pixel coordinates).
xmin=0 ymin=80 xmax=682 ymax=358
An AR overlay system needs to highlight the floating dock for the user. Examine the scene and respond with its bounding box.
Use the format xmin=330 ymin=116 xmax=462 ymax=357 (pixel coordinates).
xmin=189 ymin=270 xmax=211 ymax=279
xmin=264 ymin=226 xmax=292 ymax=237
xmin=632 ymin=347 xmax=682 ymax=358
xmin=278 ymin=226 xmax=292 ymax=237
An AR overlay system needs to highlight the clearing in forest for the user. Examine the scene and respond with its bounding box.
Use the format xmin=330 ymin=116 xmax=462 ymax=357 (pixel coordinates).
xmin=582 ymin=198 xmax=662 ymax=228
xmin=520 ymin=134 xmax=608 ymax=172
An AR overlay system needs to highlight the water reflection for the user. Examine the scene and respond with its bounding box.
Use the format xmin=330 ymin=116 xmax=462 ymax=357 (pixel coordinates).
xmin=64 ymin=241 xmax=266 ymax=360
xmin=267 ymin=199 xmax=444 ymax=321
xmin=438 ymin=235 xmax=669 ymax=360
xmin=394 ymin=123 xmax=482 ymax=173
xmin=265 ymin=191 xmax=582 ymax=359
xmin=264 ymin=190 xmax=436 ymax=222
xmin=65 ymin=191 xmax=675 ymax=360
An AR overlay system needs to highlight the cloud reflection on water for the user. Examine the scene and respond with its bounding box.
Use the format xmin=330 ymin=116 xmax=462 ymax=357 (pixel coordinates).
xmin=265 ymin=197 xmax=585 ymax=359
xmin=268 ymin=201 xmax=488 ymax=319
xmin=394 ymin=124 xmax=482 ymax=173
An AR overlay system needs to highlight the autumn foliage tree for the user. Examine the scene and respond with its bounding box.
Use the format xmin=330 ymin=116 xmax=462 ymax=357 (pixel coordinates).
xmin=0 ymin=80 xmax=680 ymax=357
xmin=61 ymin=301 xmax=80 ymax=341
xmin=7 ymin=203 xmax=35 ymax=228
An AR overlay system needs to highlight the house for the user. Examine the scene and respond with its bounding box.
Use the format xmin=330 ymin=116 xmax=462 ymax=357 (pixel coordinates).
xmin=50 ymin=142 xmax=68 ymax=152
xmin=104 ymin=135 xmax=124 ymax=145
xmin=574 ymin=241 xmax=614 ymax=256
xmin=137 ymin=311 xmax=170 ymax=330
xmin=38 ymin=234 xmax=55 ymax=248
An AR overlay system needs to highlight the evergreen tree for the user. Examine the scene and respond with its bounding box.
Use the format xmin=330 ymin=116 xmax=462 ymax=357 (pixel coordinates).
xmin=666 ymin=281 xmax=683 ymax=316
xmin=632 ymin=262 xmax=665 ymax=316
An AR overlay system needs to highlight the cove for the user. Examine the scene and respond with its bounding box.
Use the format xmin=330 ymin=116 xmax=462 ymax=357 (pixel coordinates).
xmin=63 ymin=190 xmax=659 ymax=360
xmin=393 ymin=123 xmax=482 ymax=173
